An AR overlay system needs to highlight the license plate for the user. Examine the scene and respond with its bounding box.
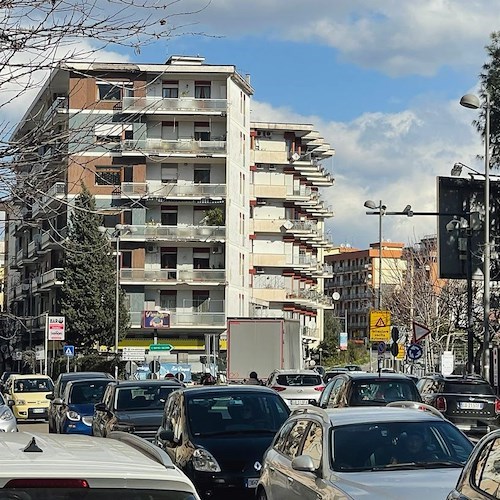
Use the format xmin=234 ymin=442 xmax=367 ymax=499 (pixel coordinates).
xmin=246 ymin=478 xmax=259 ymax=488
xmin=32 ymin=408 xmax=45 ymax=413
xmin=290 ymin=400 xmax=309 ymax=405
xmin=460 ymin=402 xmax=483 ymax=410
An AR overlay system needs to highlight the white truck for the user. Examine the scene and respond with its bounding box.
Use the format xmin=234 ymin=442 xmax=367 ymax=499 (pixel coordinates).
xmin=226 ymin=318 xmax=302 ymax=383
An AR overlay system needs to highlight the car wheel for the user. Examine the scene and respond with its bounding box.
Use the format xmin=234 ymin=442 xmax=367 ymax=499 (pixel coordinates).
xmin=256 ymin=487 xmax=268 ymax=500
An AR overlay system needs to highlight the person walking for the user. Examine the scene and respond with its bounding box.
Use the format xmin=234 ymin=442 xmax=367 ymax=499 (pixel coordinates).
xmin=244 ymin=371 xmax=263 ymax=385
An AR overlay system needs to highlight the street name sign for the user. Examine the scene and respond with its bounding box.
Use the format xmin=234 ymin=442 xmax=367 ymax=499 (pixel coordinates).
xmin=149 ymin=344 xmax=173 ymax=351
xmin=122 ymin=347 xmax=146 ymax=361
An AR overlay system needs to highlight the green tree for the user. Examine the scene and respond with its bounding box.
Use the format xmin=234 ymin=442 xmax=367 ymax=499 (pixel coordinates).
xmin=205 ymin=207 xmax=225 ymax=226
xmin=60 ymin=184 xmax=129 ymax=353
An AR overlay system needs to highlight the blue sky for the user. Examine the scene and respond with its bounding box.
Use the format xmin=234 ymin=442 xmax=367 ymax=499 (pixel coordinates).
xmin=3 ymin=0 xmax=497 ymax=249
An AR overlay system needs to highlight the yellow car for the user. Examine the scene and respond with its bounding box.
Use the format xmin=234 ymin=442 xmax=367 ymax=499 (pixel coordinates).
xmin=3 ymin=374 xmax=54 ymax=420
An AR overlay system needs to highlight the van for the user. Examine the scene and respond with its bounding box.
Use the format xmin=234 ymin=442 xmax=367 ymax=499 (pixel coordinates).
xmin=3 ymin=374 xmax=54 ymax=420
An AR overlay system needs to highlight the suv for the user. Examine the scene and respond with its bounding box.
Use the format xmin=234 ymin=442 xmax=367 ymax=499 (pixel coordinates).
xmin=0 ymin=431 xmax=200 ymax=499
xmin=317 ymin=372 xmax=422 ymax=408
xmin=417 ymin=374 xmax=500 ymax=436
xmin=266 ymin=369 xmax=325 ymax=407
xmin=47 ymin=371 xmax=114 ymax=433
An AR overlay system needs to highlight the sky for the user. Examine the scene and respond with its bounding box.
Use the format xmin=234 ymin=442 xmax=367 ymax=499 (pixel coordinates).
xmin=3 ymin=0 xmax=498 ymax=249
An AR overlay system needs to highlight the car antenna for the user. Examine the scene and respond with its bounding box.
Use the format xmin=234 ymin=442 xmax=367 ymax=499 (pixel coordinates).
xmin=23 ymin=437 xmax=43 ymax=453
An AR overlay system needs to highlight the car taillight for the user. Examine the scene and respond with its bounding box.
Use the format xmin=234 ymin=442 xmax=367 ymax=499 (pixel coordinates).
xmin=495 ymin=399 xmax=500 ymax=415
xmin=5 ymin=479 xmax=89 ymax=488
xmin=435 ymin=396 xmax=447 ymax=412
xmin=271 ymin=386 xmax=286 ymax=392
xmin=314 ymin=386 xmax=324 ymax=392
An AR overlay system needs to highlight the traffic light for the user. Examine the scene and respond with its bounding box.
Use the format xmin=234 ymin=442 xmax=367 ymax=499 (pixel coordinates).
xmin=391 ymin=326 xmax=399 ymax=343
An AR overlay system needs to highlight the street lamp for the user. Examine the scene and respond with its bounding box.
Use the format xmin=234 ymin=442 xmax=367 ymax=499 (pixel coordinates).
xmin=460 ymin=91 xmax=491 ymax=382
xmin=98 ymin=223 xmax=137 ymax=380
xmin=364 ymin=200 xmax=386 ymax=309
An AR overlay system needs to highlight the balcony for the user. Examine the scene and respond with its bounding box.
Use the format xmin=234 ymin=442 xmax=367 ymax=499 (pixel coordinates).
xmin=122 ymin=139 xmax=226 ymax=157
xmin=32 ymin=182 xmax=66 ymax=216
xmin=252 ymin=253 xmax=317 ymax=269
xmin=120 ymin=268 xmax=226 ymax=285
xmin=120 ymin=97 xmax=228 ymax=115
xmin=120 ymin=224 xmax=226 ymax=243
xmin=38 ymin=268 xmax=64 ymax=289
xmin=302 ymin=326 xmax=320 ymax=339
xmin=41 ymin=97 xmax=68 ymax=131
xmin=39 ymin=227 xmax=67 ymax=251
xmin=120 ymin=182 xmax=226 ymax=200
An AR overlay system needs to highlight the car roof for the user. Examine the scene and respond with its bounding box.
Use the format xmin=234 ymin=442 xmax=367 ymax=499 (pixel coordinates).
xmin=0 ymin=431 xmax=196 ymax=492
xmin=56 ymin=372 xmax=113 ymax=380
xmin=113 ymin=380 xmax=183 ymax=387
xmin=179 ymin=385 xmax=280 ymax=396
xmin=272 ymin=369 xmax=322 ymax=375
xmin=8 ymin=374 xmax=52 ymax=380
xmin=337 ymin=372 xmax=414 ymax=380
xmin=423 ymin=374 xmax=489 ymax=383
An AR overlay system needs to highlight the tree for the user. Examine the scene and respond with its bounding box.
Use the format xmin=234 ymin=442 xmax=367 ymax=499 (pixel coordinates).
xmin=60 ymin=184 xmax=129 ymax=352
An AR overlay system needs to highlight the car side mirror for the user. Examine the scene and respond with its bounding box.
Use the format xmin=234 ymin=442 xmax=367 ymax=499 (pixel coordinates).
xmin=53 ymin=398 xmax=63 ymax=406
xmin=292 ymin=455 xmax=316 ymax=473
xmin=7 ymin=399 xmax=15 ymax=407
xmin=94 ymin=402 xmax=107 ymax=412
xmin=46 ymin=393 xmax=55 ymax=401
xmin=308 ymin=399 xmax=318 ymax=406
xmin=159 ymin=429 xmax=175 ymax=444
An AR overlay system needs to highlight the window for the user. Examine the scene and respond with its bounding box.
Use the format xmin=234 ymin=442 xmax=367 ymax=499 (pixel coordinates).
xmin=474 ymin=439 xmax=500 ymax=496
xmin=194 ymin=167 xmax=210 ymax=184
xmin=195 ymin=81 xmax=211 ymax=99
xmin=161 ymin=248 xmax=177 ymax=279
xmin=161 ymin=164 xmax=178 ymax=183
xmin=162 ymin=81 xmax=179 ymax=98
xmin=160 ymin=290 xmax=176 ymax=310
xmin=281 ymin=419 xmax=309 ymax=460
xmin=161 ymin=206 xmax=177 ymax=226
xmin=301 ymin=421 xmax=323 ymax=469
xmin=95 ymin=166 xmax=120 ymax=186
xmin=193 ymin=291 xmax=209 ymax=311
xmin=162 ymin=121 xmax=177 ymax=140
xmin=102 ymin=214 xmax=120 ymax=228
xmin=193 ymin=248 xmax=210 ymax=269
xmin=194 ymin=121 xmax=210 ymax=141
xmin=123 ymin=166 xmax=133 ymax=183
xmin=97 ymin=83 xmax=121 ymax=101
xmin=121 ymin=250 xmax=132 ymax=269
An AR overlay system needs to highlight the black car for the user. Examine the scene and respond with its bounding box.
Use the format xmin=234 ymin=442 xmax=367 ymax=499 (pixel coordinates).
xmin=323 ymin=367 xmax=349 ymax=383
xmin=92 ymin=379 xmax=183 ymax=440
xmin=155 ymin=385 xmax=291 ymax=500
xmin=46 ymin=371 xmax=114 ymax=433
xmin=317 ymin=372 xmax=422 ymax=408
xmin=417 ymin=374 xmax=500 ymax=436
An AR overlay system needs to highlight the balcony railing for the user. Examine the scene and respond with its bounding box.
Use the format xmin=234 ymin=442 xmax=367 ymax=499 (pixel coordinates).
xmin=129 ymin=305 xmax=226 ymax=328
xmin=120 ymin=269 xmax=226 ymax=283
xmin=32 ymin=182 xmax=66 ymax=215
xmin=120 ymin=97 xmax=228 ymax=114
xmin=122 ymin=139 xmax=226 ymax=156
xmin=302 ymin=326 xmax=320 ymax=339
xmin=120 ymin=182 xmax=226 ymax=199
xmin=39 ymin=268 xmax=64 ymax=288
xmin=120 ymin=224 xmax=226 ymax=242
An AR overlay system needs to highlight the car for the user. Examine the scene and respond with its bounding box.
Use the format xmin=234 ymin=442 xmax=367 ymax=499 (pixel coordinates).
xmin=0 ymin=391 xmax=17 ymax=432
xmin=57 ymin=378 xmax=114 ymax=434
xmin=447 ymin=427 xmax=500 ymax=499
xmin=0 ymin=371 xmax=18 ymax=393
xmin=0 ymin=431 xmax=201 ymax=499
xmin=266 ymin=369 xmax=325 ymax=407
xmin=155 ymin=385 xmax=291 ymax=499
xmin=417 ymin=374 xmax=500 ymax=436
xmin=323 ymin=367 xmax=349 ymax=383
xmin=46 ymin=371 xmax=114 ymax=433
xmin=256 ymin=404 xmax=475 ymax=500
xmin=92 ymin=379 xmax=183 ymax=441
xmin=316 ymin=371 xmax=422 ymax=408
xmin=3 ymin=374 xmax=54 ymax=420
xmin=345 ymin=364 xmax=363 ymax=371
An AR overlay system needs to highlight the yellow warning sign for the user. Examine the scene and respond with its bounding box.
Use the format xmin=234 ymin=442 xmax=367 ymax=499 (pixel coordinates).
xmin=369 ymin=310 xmax=391 ymax=342
xmin=396 ymin=343 xmax=406 ymax=360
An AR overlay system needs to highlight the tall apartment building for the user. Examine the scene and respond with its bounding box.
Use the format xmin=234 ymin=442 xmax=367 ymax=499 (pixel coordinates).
xmin=5 ymin=56 xmax=334 ymax=361
xmin=325 ymin=241 xmax=405 ymax=340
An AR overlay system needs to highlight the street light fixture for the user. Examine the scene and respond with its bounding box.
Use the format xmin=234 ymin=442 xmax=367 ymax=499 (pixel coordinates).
xmin=364 ymin=200 xmax=386 ymax=309
xmin=98 ymin=223 xmax=137 ymax=380
xmin=460 ymin=91 xmax=491 ymax=382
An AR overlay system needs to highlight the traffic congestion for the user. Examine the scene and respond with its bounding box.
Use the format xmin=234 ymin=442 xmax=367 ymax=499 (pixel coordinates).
xmin=1 ymin=366 xmax=500 ymax=500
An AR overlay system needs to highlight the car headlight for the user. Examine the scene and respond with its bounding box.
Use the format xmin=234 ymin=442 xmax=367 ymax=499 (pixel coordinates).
xmin=192 ymin=448 xmax=221 ymax=472
xmin=0 ymin=409 xmax=14 ymax=421
xmin=67 ymin=411 xmax=81 ymax=422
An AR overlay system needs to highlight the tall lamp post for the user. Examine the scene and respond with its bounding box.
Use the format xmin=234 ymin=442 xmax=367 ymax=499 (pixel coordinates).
xmin=364 ymin=200 xmax=386 ymax=309
xmin=460 ymin=92 xmax=491 ymax=382
xmin=99 ymin=223 xmax=137 ymax=380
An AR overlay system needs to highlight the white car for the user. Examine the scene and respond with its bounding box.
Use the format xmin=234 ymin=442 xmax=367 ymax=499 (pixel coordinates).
xmin=0 ymin=431 xmax=200 ymax=499
xmin=257 ymin=404 xmax=474 ymax=500
xmin=0 ymin=392 xmax=16 ymax=433
xmin=266 ymin=369 xmax=325 ymax=406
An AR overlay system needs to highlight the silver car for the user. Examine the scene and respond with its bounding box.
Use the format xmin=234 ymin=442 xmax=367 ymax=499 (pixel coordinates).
xmin=257 ymin=404 xmax=474 ymax=500
xmin=0 ymin=392 xmax=17 ymax=432
xmin=266 ymin=369 xmax=325 ymax=407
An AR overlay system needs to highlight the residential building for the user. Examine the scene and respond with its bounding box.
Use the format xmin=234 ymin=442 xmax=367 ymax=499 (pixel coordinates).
xmin=5 ymin=56 xmax=334 ymax=364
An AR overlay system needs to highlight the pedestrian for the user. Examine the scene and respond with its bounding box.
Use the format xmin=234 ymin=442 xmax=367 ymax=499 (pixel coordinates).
xmin=244 ymin=371 xmax=263 ymax=385
xmin=201 ymin=373 xmax=216 ymax=385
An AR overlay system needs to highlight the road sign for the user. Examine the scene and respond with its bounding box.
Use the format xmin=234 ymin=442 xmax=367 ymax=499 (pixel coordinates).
xmin=396 ymin=344 xmax=406 ymax=360
xmin=407 ymin=343 xmax=423 ymax=361
xmin=122 ymin=347 xmax=146 ymax=361
xmin=369 ymin=310 xmax=391 ymax=342
xmin=48 ymin=316 xmax=65 ymax=341
xmin=149 ymin=360 xmax=161 ymax=373
xmin=390 ymin=342 xmax=399 ymax=357
xmin=63 ymin=345 xmax=75 ymax=357
xmin=413 ymin=321 xmax=431 ymax=343
xmin=35 ymin=349 xmax=45 ymax=361
xmin=377 ymin=342 xmax=386 ymax=354
xmin=149 ymin=344 xmax=173 ymax=351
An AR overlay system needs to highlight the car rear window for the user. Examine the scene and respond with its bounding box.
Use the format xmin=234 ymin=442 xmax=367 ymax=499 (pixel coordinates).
xmin=276 ymin=374 xmax=323 ymax=386
xmin=351 ymin=380 xmax=421 ymax=405
xmin=444 ymin=382 xmax=495 ymax=395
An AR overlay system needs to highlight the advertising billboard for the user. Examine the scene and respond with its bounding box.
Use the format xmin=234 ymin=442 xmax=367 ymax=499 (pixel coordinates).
xmin=143 ymin=310 xmax=170 ymax=329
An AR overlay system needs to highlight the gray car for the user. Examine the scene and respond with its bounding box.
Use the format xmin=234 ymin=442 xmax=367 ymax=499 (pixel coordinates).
xmin=0 ymin=392 xmax=17 ymax=432
xmin=266 ymin=369 xmax=325 ymax=407
xmin=257 ymin=404 xmax=474 ymax=500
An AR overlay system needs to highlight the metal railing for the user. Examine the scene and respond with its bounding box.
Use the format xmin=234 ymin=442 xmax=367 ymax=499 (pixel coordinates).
xmin=120 ymin=182 xmax=226 ymax=198
xmin=122 ymin=139 xmax=226 ymax=155
xmin=120 ymin=269 xmax=226 ymax=283
xmin=120 ymin=96 xmax=228 ymax=113
xmin=118 ymin=224 xmax=226 ymax=242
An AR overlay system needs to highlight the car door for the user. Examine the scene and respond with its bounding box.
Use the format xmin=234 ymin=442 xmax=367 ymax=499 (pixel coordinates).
xmin=93 ymin=385 xmax=114 ymax=437
xmin=322 ymin=377 xmax=346 ymax=408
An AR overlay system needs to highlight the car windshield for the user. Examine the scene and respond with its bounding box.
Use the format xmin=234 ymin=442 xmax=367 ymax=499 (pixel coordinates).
xmin=14 ymin=379 xmax=53 ymax=393
xmin=187 ymin=392 xmax=290 ymax=436
xmin=331 ymin=420 xmax=473 ymax=471
xmin=69 ymin=381 xmax=111 ymax=404
xmin=116 ymin=385 xmax=179 ymax=410
xmin=0 ymin=489 xmax=196 ymax=499
xmin=444 ymin=382 xmax=495 ymax=395
xmin=276 ymin=374 xmax=323 ymax=386
xmin=351 ymin=380 xmax=420 ymax=405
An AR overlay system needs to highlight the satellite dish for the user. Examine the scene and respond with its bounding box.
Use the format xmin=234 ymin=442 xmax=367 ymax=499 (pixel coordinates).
xmin=332 ymin=292 xmax=341 ymax=301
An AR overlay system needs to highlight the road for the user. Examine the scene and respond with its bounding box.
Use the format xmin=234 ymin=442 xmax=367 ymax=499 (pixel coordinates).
xmin=17 ymin=420 xmax=48 ymax=433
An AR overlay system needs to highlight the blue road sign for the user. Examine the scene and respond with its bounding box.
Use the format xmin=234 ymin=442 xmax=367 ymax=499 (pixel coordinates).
xmin=63 ymin=345 xmax=75 ymax=357
xmin=407 ymin=343 xmax=423 ymax=361
xmin=377 ymin=342 xmax=386 ymax=354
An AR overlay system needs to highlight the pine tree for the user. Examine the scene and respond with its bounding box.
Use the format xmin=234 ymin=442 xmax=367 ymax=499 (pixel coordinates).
xmin=60 ymin=184 xmax=130 ymax=353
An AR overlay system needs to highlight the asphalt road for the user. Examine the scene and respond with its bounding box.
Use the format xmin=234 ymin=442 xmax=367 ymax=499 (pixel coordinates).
xmin=17 ymin=420 xmax=48 ymax=433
